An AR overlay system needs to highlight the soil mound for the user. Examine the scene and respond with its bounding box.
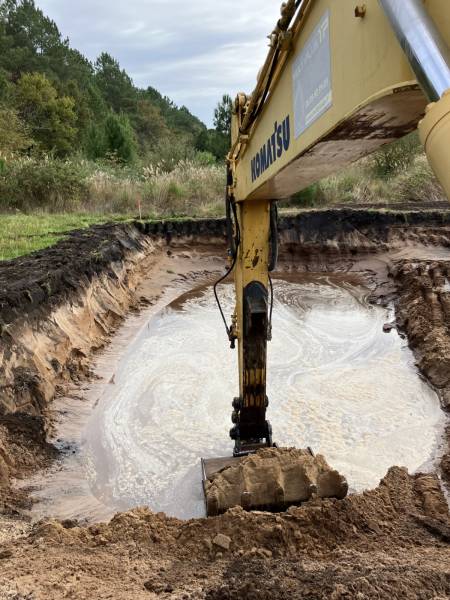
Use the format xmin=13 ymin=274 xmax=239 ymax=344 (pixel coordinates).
xmin=0 ymin=468 xmax=448 ymax=598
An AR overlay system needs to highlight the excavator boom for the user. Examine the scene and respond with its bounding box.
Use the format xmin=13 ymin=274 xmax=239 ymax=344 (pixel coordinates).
xmin=231 ymin=0 xmax=450 ymax=202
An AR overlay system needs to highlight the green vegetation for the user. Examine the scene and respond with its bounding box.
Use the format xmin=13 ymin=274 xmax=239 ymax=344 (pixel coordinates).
xmin=287 ymin=133 xmax=446 ymax=209
xmin=0 ymin=157 xmax=224 ymax=214
xmin=0 ymin=0 xmax=228 ymax=226
xmin=0 ymin=0 xmax=229 ymax=162
xmin=0 ymin=213 xmax=128 ymax=260
xmin=0 ymin=2 xmax=446 ymax=262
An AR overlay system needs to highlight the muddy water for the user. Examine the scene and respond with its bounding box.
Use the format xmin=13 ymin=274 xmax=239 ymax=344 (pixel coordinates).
xmin=27 ymin=276 xmax=444 ymax=521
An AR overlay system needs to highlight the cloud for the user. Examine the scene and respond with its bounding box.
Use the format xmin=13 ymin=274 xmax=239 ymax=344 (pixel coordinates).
xmin=36 ymin=0 xmax=281 ymax=125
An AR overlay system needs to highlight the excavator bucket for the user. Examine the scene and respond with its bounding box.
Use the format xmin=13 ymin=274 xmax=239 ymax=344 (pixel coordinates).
xmin=201 ymin=447 xmax=348 ymax=517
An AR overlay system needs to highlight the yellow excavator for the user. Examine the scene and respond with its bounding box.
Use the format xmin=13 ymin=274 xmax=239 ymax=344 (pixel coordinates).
xmin=202 ymin=0 xmax=450 ymax=516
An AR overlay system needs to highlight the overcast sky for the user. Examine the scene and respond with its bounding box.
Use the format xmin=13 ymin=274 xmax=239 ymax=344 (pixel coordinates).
xmin=36 ymin=0 xmax=281 ymax=126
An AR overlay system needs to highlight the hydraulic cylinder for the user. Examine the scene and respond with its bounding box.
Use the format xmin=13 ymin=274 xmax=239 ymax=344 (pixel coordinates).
xmin=379 ymin=0 xmax=450 ymax=198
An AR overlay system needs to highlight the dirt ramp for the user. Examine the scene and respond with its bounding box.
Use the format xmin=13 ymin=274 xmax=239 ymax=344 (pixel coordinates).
xmin=205 ymin=448 xmax=348 ymax=516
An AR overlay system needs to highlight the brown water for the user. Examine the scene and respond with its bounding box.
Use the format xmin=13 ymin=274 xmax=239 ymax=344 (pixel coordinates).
xmin=24 ymin=275 xmax=445 ymax=521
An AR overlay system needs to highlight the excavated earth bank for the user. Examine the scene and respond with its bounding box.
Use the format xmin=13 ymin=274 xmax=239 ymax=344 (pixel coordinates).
xmin=0 ymin=209 xmax=450 ymax=599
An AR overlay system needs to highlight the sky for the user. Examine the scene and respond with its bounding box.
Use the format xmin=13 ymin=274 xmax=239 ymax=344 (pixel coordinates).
xmin=36 ymin=0 xmax=282 ymax=127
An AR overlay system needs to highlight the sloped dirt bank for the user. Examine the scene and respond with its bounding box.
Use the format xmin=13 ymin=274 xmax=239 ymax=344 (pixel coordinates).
xmin=392 ymin=259 xmax=450 ymax=484
xmin=0 ymin=220 xmax=226 ymax=512
xmin=1 ymin=209 xmax=450 ymax=599
xmin=0 ymin=224 xmax=158 ymax=513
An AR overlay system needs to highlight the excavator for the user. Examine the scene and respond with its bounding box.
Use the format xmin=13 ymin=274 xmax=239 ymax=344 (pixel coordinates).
xmin=201 ymin=0 xmax=450 ymax=516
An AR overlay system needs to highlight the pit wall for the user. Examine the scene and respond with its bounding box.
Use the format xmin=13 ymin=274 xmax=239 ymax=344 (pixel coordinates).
xmin=0 ymin=225 xmax=157 ymax=418
xmin=277 ymin=209 xmax=450 ymax=259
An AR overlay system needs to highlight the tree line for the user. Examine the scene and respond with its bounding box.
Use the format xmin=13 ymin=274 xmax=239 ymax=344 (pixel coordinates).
xmin=0 ymin=0 xmax=232 ymax=165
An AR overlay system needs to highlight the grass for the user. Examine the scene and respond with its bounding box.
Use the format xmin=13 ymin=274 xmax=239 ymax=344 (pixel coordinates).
xmin=0 ymin=156 xmax=226 ymax=261
xmin=0 ymin=213 xmax=131 ymax=260
xmin=0 ymin=209 xmax=224 ymax=261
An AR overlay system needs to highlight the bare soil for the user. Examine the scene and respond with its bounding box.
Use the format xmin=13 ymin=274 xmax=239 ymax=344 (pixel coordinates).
xmin=0 ymin=210 xmax=450 ymax=599
xmin=0 ymin=468 xmax=449 ymax=599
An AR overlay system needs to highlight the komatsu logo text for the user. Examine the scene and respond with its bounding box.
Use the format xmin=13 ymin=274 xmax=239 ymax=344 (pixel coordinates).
xmin=250 ymin=116 xmax=291 ymax=183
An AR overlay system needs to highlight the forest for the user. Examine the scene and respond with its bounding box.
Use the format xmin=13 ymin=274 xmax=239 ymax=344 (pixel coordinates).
xmin=0 ymin=0 xmax=232 ymax=162
xmin=0 ymin=0 xmax=230 ymax=220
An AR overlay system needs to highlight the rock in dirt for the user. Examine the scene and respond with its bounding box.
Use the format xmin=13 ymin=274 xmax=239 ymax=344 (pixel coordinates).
xmin=204 ymin=448 xmax=348 ymax=516
xmin=212 ymin=534 xmax=231 ymax=551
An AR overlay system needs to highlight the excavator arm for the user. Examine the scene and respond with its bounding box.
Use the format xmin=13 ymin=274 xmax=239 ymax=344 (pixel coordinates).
xmin=226 ymin=0 xmax=450 ymax=456
xmin=202 ymin=0 xmax=450 ymax=513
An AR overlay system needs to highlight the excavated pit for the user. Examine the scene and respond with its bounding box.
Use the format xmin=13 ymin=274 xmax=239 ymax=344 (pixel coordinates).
xmin=1 ymin=210 xmax=450 ymax=599
xmin=21 ymin=273 xmax=444 ymax=521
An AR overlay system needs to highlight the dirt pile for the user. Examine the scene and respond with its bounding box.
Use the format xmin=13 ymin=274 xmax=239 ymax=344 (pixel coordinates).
xmin=392 ymin=258 xmax=450 ymax=484
xmin=0 ymin=413 xmax=57 ymax=513
xmin=0 ymin=468 xmax=448 ymax=598
xmin=204 ymin=448 xmax=348 ymax=516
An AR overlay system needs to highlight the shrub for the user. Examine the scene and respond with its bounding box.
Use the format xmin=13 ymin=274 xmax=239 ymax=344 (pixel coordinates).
xmin=147 ymin=136 xmax=196 ymax=171
xmin=0 ymin=105 xmax=33 ymax=155
xmin=390 ymin=154 xmax=445 ymax=203
xmin=0 ymin=154 xmax=226 ymax=217
xmin=0 ymin=158 xmax=88 ymax=211
xmin=84 ymin=122 xmax=107 ymax=161
xmin=86 ymin=168 xmax=140 ymax=213
xmin=369 ymin=133 xmax=421 ymax=179
xmin=194 ymin=150 xmax=217 ymax=166
xmin=103 ymin=113 xmax=137 ymax=164
xmin=141 ymin=160 xmax=224 ymax=217
xmin=287 ymin=183 xmax=325 ymax=208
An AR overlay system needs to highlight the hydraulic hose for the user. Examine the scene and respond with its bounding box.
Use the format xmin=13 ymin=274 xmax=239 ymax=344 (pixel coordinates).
xmin=214 ymin=193 xmax=240 ymax=346
xmin=268 ymin=202 xmax=279 ymax=273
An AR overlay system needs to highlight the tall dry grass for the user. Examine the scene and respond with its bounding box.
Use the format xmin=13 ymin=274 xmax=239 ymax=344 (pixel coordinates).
xmin=1 ymin=133 xmax=446 ymax=218
xmin=286 ymin=134 xmax=447 ymax=209
xmin=0 ymin=156 xmax=226 ymax=217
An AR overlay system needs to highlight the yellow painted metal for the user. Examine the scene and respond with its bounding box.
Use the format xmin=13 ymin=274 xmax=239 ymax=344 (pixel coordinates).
xmin=226 ymin=0 xmax=450 ymax=451
xmin=230 ymin=0 xmax=450 ymax=203
xmin=419 ymin=89 xmax=450 ymax=198
xmin=234 ymin=199 xmax=271 ymax=405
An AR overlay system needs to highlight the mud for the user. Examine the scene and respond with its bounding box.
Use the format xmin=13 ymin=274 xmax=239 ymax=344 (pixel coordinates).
xmin=0 ymin=209 xmax=450 ymax=598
